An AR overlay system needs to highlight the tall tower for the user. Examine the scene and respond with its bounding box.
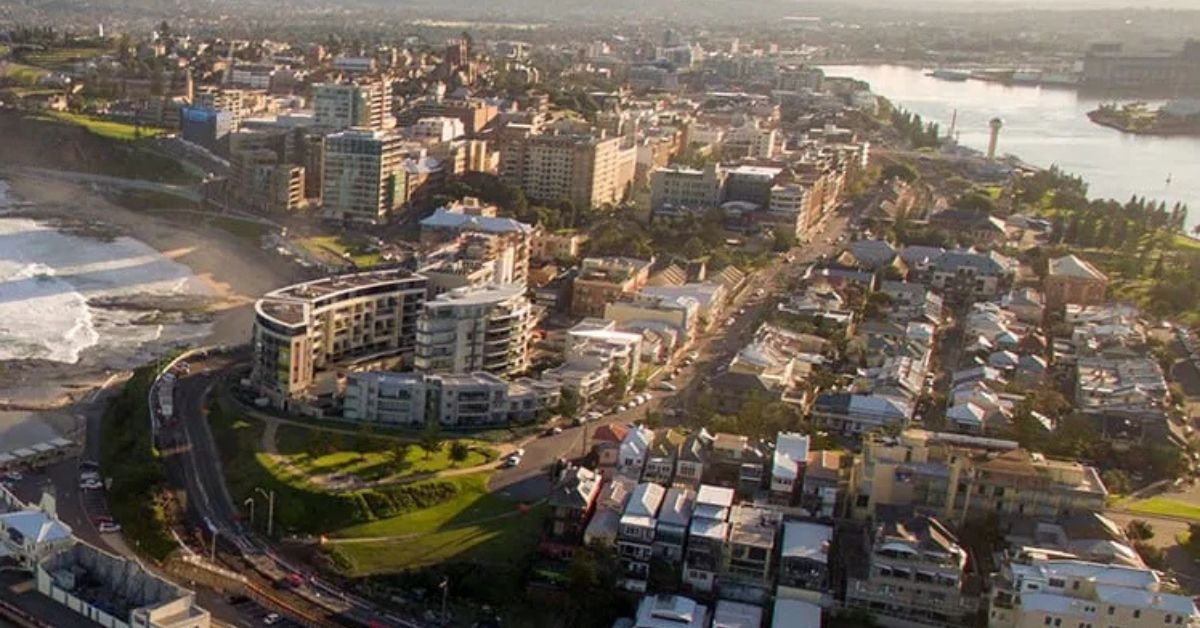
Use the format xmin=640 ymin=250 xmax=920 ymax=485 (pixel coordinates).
xmin=987 ymin=117 xmax=1003 ymax=160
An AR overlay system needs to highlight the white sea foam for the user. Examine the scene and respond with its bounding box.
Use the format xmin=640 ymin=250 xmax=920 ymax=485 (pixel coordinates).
xmin=0 ymin=183 xmax=213 ymax=365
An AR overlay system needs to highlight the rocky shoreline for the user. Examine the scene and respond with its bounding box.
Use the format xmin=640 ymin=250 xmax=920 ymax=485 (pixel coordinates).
xmin=1087 ymin=109 xmax=1200 ymax=137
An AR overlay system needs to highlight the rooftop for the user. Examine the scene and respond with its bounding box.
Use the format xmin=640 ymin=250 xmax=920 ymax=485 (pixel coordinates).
xmin=1049 ymin=254 xmax=1108 ymax=281
xmin=781 ymin=521 xmax=833 ymax=564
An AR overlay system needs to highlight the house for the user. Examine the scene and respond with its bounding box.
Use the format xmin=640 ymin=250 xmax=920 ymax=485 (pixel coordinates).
xmin=619 ymin=425 xmax=656 ymax=479
xmin=929 ymin=208 xmax=1008 ymax=244
xmin=593 ymin=423 xmax=630 ymax=478
xmin=1045 ymin=254 xmax=1108 ymax=309
xmin=711 ymin=600 xmax=765 ymax=628
xmin=926 ymin=249 xmax=1016 ymax=301
xmin=674 ymin=430 xmax=712 ymax=488
xmin=654 ymin=487 xmax=695 ymax=564
xmin=770 ymin=598 xmax=823 ymax=628
xmin=811 ymin=392 xmax=913 ymax=435
xmin=619 ymin=482 xmax=667 ymax=591
xmin=801 ymin=450 xmax=843 ymax=519
xmin=770 ymin=432 xmax=810 ymax=507
xmin=683 ymin=485 xmax=734 ymax=593
xmin=839 ymin=239 xmax=899 ymax=271
xmin=1000 ymin=287 xmax=1045 ymax=325
xmin=704 ymin=433 xmax=769 ymax=497
xmin=724 ymin=504 xmax=782 ymax=590
xmin=583 ymin=476 xmax=635 ymax=548
xmin=633 ymin=594 xmax=709 ymax=628
xmin=0 ymin=509 xmax=74 ymax=570
xmin=643 ymin=429 xmax=686 ymax=486
xmin=544 ymin=466 xmax=602 ymax=558
xmin=779 ymin=521 xmax=834 ymax=595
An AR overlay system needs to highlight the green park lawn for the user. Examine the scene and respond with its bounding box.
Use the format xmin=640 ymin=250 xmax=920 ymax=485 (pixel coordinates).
xmin=273 ymin=424 xmax=495 ymax=482
xmin=327 ymin=473 xmax=546 ymax=575
xmin=298 ymin=235 xmax=382 ymax=268
xmin=44 ymin=111 xmax=164 ymax=140
xmin=1127 ymin=496 xmax=1200 ymax=521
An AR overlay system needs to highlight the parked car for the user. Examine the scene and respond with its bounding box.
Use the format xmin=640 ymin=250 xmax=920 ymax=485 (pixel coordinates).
xmin=97 ymin=522 xmax=122 ymax=533
xmin=263 ymin=613 xmax=282 ymax=625
xmin=80 ymin=480 xmax=103 ymax=490
xmin=3 ymin=471 xmax=22 ymax=481
xmin=502 ymin=455 xmax=521 ymax=468
xmin=654 ymin=382 xmax=678 ymax=392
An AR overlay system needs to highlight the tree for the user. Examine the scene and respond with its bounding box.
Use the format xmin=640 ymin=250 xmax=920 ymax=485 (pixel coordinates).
xmin=557 ymin=388 xmax=581 ymax=420
xmin=354 ymin=422 xmax=375 ymax=452
xmin=773 ymin=229 xmax=797 ymax=253
xmin=607 ymin=366 xmax=630 ymax=401
xmin=1125 ymin=519 xmax=1155 ymax=542
xmin=448 ymin=441 xmax=471 ymax=464
xmin=391 ymin=441 xmax=411 ymax=465
xmin=1101 ymin=469 xmax=1132 ymax=496
xmin=881 ymin=163 xmax=918 ymax=183
xmin=419 ymin=423 xmax=443 ymax=459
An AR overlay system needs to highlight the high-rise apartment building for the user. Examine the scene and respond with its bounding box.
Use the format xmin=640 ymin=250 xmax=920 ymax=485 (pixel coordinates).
xmin=251 ymin=269 xmax=427 ymax=405
xmin=321 ymin=129 xmax=404 ymax=223
xmin=415 ymin=284 xmax=533 ymax=377
xmin=499 ymin=132 xmax=630 ymax=210
xmin=312 ymin=81 xmax=393 ymax=131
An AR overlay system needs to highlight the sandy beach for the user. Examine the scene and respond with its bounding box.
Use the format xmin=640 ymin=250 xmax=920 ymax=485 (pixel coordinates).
xmin=0 ymin=172 xmax=302 ymax=417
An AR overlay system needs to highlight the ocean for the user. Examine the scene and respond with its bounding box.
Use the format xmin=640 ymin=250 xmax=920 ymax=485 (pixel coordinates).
xmin=0 ymin=179 xmax=214 ymax=366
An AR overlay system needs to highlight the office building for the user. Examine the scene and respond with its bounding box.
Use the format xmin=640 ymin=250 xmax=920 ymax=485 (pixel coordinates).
xmin=649 ymin=164 xmax=725 ymax=214
xmin=343 ymin=371 xmax=559 ymax=428
xmin=415 ymin=284 xmax=533 ymax=377
xmin=321 ymin=128 xmax=405 ymax=223
xmin=252 ymin=269 xmax=427 ymax=404
xmin=313 ymin=81 xmax=393 ymax=131
xmin=499 ymin=132 xmax=630 ymax=210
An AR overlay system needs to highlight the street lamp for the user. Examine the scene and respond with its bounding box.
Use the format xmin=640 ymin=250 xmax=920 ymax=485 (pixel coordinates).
xmin=254 ymin=487 xmax=276 ymax=536
xmin=243 ymin=497 xmax=255 ymax=527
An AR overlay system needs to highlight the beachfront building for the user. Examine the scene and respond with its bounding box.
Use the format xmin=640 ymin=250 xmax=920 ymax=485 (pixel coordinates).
xmin=343 ymin=371 xmax=560 ymax=428
xmin=251 ymin=269 xmax=427 ymax=406
xmin=414 ymin=284 xmax=534 ymax=377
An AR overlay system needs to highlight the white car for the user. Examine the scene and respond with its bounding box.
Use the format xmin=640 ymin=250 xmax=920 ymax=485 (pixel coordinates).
xmin=97 ymin=522 xmax=122 ymax=533
xmin=263 ymin=614 xmax=282 ymax=626
xmin=3 ymin=471 xmax=22 ymax=481
xmin=502 ymin=456 xmax=521 ymax=468
xmin=655 ymin=382 xmax=678 ymax=392
xmin=80 ymin=480 xmax=103 ymax=490
xmin=617 ymin=404 xmax=628 ymax=412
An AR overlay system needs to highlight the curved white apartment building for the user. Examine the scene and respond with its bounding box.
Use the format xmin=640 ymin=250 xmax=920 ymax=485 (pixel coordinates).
xmin=252 ymin=268 xmax=427 ymax=403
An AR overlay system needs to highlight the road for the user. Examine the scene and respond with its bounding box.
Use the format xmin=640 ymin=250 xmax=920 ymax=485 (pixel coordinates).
xmin=159 ymin=353 xmax=419 ymax=628
xmin=488 ymin=204 xmax=858 ymax=502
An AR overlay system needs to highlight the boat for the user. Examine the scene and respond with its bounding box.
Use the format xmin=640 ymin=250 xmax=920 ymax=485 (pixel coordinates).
xmin=928 ymin=69 xmax=970 ymax=82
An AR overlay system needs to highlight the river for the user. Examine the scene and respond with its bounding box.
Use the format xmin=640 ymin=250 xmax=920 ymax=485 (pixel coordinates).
xmin=823 ymin=65 xmax=1200 ymax=230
